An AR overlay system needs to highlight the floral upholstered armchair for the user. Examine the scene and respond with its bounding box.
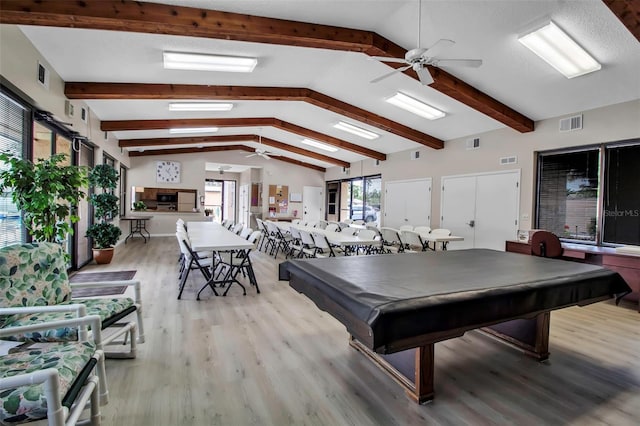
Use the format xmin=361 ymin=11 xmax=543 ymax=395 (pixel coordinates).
xmin=0 ymin=315 xmax=107 ymax=426
xmin=0 ymin=242 xmax=144 ymax=358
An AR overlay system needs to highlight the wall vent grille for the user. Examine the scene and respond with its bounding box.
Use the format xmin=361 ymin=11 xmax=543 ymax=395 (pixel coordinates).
xmin=466 ymin=138 xmax=480 ymax=150
xmin=499 ymin=156 xmax=517 ymax=165
xmin=559 ymin=114 xmax=583 ymax=132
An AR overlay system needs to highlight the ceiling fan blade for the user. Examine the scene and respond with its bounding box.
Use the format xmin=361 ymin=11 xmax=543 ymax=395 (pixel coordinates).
xmin=422 ymin=39 xmax=455 ymax=58
xmin=369 ymin=56 xmax=407 ymax=64
xmin=261 ymin=153 xmax=271 ymax=160
xmin=370 ymin=65 xmax=412 ymax=83
xmin=435 ymin=59 xmax=483 ymax=68
xmin=415 ymin=66 xmax=434 ymax=85
xmin=245 ymin=153 xmax=258 ymax=158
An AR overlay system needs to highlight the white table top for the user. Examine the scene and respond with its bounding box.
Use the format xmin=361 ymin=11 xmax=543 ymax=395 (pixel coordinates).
xmin=411 ymin=229 xmax=464 ymax=242
xmin=277 ymin=222 xmax=378 ymax=247
xmin=187 ymin=221 xmax=254 ymax=251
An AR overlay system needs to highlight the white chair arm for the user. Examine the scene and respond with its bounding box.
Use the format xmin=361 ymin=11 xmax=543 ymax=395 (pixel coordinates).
xmin=0 ymin=315 xmax=103 ymax=348
xmin=0 ymin=304 xmax=87 ymax=317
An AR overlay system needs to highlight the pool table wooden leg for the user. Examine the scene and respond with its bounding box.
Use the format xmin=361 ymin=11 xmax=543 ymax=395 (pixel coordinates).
xmin=349 ymin=338 xmax=435 ymax=403
xmin=482 ymin=311 xmax=551 ymax=361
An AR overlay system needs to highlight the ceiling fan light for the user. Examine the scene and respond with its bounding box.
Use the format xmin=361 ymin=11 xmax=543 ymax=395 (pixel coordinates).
xmin=518 ymin=21 xmax=600 ymax=79
xmin=333 ymin=121 xmax=380 ymax=140
xmin=386 ymin=92 xmax=446 ymax=120
xmin=169 ymin=127 xmax=219 ymax=134
xmin=163 ymin=51 xmax=258 ymax=72
xmin=301 ymin=138 xmax=339 ymax=152
xmin=169 ymin=102 xmax=233 ymax=112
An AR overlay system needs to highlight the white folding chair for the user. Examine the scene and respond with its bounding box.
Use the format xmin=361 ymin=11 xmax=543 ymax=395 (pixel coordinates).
xmin=325 ymin=223 xmax=340 ymax=232
xmin=399 ymin=225 xmax=414 ymax=232
xmin=380 ymin=227 xmax=404 ymax=253
xmin=401 ymin=230 xmax=426 ymax=252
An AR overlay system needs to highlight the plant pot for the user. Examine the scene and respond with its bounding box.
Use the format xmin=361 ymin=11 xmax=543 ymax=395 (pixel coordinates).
xmin=93 ymin=247 xmax=115 ymax=264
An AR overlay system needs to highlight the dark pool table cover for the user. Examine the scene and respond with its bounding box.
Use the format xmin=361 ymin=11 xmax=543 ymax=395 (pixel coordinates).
xmin=279 ymin=249 xmax=631 ymax=353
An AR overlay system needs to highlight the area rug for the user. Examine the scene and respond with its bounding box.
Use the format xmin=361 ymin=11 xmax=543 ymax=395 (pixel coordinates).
xmin=69 ymin=270 xmax=136 ymax=297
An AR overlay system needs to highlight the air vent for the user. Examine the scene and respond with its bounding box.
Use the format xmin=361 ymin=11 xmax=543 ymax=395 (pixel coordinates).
xmin=499 ymin=156 xmax=518 ymax=165
xmin=37 ymin=61 xmax=50 ymax=89
xmin=559 ymin=114 xmax=582 ymax=132
xmin=64 ymin=100 xmax=74 ymax=118
xmin=80 ymin=107 xmax=88 ymax=123
xmin=410 ymin=150 xmax=420 ymax=160
xmin=466 ymin=138 xmax=480 ymax=150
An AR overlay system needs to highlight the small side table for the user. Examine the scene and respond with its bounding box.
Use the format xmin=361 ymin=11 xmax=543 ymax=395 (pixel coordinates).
xmin=121 ymin=216 xmax=153 ymax=243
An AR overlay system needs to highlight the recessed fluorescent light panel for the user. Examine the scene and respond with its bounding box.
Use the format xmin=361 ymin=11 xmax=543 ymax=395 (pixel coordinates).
xmin=386 ymin=92 xmax=446 ymax=120
xmin=163 ymin=51 xmax=257 ymax=72
xmin=333 ymin=121 xmax=380 ymax=140
xmin=518 ymin=21 xmax=601 ymax=79
xmin=301 ymin=138 xmax=339 ymax=152
xmin=168 ymin=102 xmax=233 ymax=112
xmin=169 ymin=127 xmax=219 ymax=134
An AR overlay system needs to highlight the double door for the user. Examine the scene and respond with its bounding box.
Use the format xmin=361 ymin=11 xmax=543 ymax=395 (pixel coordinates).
xmin=384 ymin=178 xmax=432 ymax=228
xmin=441 ymin=170 xmax=520 ymax=251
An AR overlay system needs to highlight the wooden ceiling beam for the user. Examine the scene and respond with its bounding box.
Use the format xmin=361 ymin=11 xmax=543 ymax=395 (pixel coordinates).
xmin=2 ymin=0 xmax=533 ymax=132
xmin=101 ymin=117 xmax=387 ymax=161
xmin=128 ymin=145 xmax=253 ymax=156
xmin=118 ymin=135 xmax=255 ymax=147
xmin=128 ymin=144 xmax=326 ymax=172
xmin=254 ymin=136 xmax=350 ymax=168
xmin=66 ymin=82 xmax=444 ymax=149
xmin=603 ymin=0 xmax=640 ymax=42
xmin=117 ymin=134 xmax=350 ymax=167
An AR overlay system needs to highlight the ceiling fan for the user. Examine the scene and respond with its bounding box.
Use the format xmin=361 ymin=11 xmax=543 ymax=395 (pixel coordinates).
xmin=370 ymin=0 xmax=482 ymax=85
xmin=245 ymin=134 xmax=281 ymax=160
xmin=218 ymin=165 xmax=231 ymax=175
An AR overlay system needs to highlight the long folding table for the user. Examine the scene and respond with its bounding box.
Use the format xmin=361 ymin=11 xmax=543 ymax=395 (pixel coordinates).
xmin=187 ymin=222 xmax=258 ymax=299
xmin=277 ymin=222 xmax=378 ymax=252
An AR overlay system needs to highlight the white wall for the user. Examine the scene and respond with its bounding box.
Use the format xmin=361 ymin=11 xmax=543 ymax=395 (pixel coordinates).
xmin=128 ymin=150 xmax=325 ymax=234
xmin=1 ymin=25 xmax=129 ymax=242
xmin=326 ymin=99 xmax=640 ymax=230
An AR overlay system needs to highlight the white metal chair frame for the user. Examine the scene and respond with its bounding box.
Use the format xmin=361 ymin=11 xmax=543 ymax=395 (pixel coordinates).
xmin=0 ymin=315 xmax=108 ymax=426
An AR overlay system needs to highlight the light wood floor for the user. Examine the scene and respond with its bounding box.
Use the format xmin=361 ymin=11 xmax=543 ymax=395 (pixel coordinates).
xmin=82 ymin=237 xmax=640 ymax=425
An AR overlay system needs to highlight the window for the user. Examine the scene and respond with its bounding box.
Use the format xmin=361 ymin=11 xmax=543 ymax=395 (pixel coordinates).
xmin=119 ymin=164 xmax=127 ymax=216
xmin=327 ymin=174 xmax=381 ymax=225
xmin=0 ymin=91 xmax=29 ymax=248
xmin=603 ymin=144 xmax=640 ymax=245
xmin=102 ymin=153 xmax=117 ymax=220
xmin=537 ymin=149 xmax=599 ymax=242
xmin=536 ymin=140 xmax=640 ymax=246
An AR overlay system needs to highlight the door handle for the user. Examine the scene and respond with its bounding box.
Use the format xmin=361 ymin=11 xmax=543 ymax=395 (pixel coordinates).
xmin=467 ymin=220 xmax=475 ymax=228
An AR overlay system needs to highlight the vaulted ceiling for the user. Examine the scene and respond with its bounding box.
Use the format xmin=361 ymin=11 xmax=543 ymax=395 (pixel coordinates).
xmin=2 ymin=0 xmax=639 ymax=171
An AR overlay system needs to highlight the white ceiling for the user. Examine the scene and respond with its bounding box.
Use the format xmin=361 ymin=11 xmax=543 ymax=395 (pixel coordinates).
xmin=16 ymin=0 xmax=640 ymax=169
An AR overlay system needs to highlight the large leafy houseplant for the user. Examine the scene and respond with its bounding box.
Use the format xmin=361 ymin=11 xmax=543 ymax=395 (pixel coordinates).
xmin=0 ymin=152 xmax=88 ymax=244
xmin=86 ymin=164 xmax=121 ymax=263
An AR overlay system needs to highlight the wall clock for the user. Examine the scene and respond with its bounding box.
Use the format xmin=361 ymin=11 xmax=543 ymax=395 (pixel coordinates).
xmin=156 ymin=160 xmax=181 ymax=183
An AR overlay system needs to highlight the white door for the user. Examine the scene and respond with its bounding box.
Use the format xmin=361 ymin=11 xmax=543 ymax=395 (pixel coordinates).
xmin=441 ymin=175 xmax=477 ymax=250
xmin=474 ymin=172 xmax=520 ymax=250
xmin=441 ymin=170 xmax=520 ymax=251
xmin=239 ymin=184 xmax=249 ymax=226
xmin=384 ymin=179 xmax=432 ymax=228
xmin=303 ymin=186 xmax=323 ymax=223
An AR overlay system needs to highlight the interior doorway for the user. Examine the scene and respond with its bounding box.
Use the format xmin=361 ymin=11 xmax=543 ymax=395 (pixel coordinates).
xmin=204 ymin=179 xmax=237 ymax=224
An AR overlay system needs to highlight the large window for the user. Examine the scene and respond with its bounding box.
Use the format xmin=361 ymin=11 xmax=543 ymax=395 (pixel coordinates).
xmin=537 ymin=149 xmax=599 ymax=242
xmin=327 ymin=174 xmax=381 ymax=225
xmin=536 ymin=141 xmax=640 ymax=246
xmin=603 ymin=144 xmax=640 ymax=245
xmin=0 ymin=91 xmax=29 ymax=248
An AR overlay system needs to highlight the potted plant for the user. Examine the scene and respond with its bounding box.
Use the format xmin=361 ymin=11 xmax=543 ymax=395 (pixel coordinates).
xmin=0 ymin=152 xmax=88 ymax=248
xmin=86 ymin=164 xmax=122 ymax=264
xmin=133 ymin=201 xmax=147 ymax=211
xmin=204 ymin=208 xmax=213 ymax=216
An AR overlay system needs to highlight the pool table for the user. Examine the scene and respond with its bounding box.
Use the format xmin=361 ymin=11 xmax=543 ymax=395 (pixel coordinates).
xmin=279 ymin=249 xmax=630 ymax=403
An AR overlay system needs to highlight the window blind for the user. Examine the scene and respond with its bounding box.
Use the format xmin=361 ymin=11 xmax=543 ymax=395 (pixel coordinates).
xmin=0 ymin=92 xmax=27 ymax=247
xmin=603 ymin=143 xmax=640 ymax=245
xmin=537 ymin=149 xmax=599 ymax=242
